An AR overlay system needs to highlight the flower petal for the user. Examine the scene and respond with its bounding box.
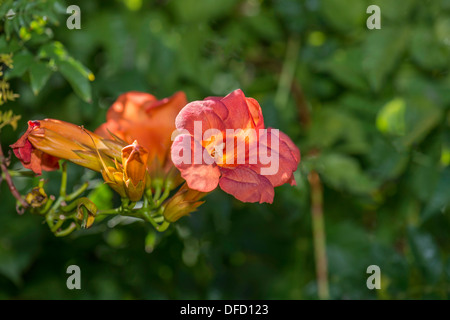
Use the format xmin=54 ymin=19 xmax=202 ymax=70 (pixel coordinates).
xmin=219 ymin=167 xmax=274 ymax=203
xmin=249 ymin=128 xmax=300 ymax=187
xmin=175 ymin=99 xmax=227 ymax=133
xmin=10 ymin=122 xmax=60 ymax=175
xmin=96 ymin=91 xmax=187 ymax=167
xmin=219 ymin=89 xmax=253 ymax=130
xmin=171 ymin=134 xmax=220 ymax=192
xmin=106 ymin=91 xmax=157 ymax=123
xmin=245 ymin=97 xmax=265 ymax=130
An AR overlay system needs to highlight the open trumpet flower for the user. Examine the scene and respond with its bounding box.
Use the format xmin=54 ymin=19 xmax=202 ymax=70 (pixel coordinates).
xmin=95 ymin=91 xmax=187 ymax=177
xmin=171 ymin=89 xmax=300 ymax=204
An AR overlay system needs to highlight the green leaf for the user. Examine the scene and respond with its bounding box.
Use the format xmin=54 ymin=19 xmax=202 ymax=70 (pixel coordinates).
xmin=375 ymin=0 xmax=415 ymax=22
xmin=307 ymin=107 xmax=369 ymax=154
xmin=38 ymin=41 xmax=69 ymax=60
xmin=421 ymin=168 xmax=450 ymax=222
xmin=88 ymin=183 xmax=113 ymax=211
xmin=56 ymin=59 xmax=93 ymax=103
xmin=170 ymin=0 xmax=238 ymax=22
xmin=376 ymin=98 xmax=406 ymax=135
xmin=402 ymin=97 xmax=443 ymax=147
xmin=318 ymin=48 xmax=368 ymax=91
xmin=4 ymin=16 xmax=13 ymax=40
xmin=368 ymin=135 xmax=409 ymax=181
xmin=320 ymin=0 xmax=366 ymax=32
xmin=29 ymin=60 xmax=53 ymax=95
xmin=5 ymin=50 xmax=33 ymax=80
xmin=408 ymin=227 xmax=443 ymax=284
xmin=0 ymin=214 xmax=42 ymax=286
xmin=410 ymin=26 xmax=448 ymax=71
xmin=362 ymin=27 xmax=409 ymax=91
xmin=315 ymin=153 xmax=377 ymax=194
xmin=38 ymin=41 xmax=94 ymax=102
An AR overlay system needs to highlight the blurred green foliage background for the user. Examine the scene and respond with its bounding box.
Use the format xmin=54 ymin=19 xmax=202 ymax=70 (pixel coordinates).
xmin=0 ymin=0 xmax=449 ymax=299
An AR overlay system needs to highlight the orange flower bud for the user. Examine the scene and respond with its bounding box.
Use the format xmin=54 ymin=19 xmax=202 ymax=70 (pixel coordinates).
xmin=162 ymin=183 xmax=206 ymax=222
xmin=101 ymin=142 xmax=149 ymax=202
xmin=122 ymin=141 xmax=148 ymax=201
xmin=11 ymin=119 xmax=124 ymax=175
xmin=122 ymin=141 xmax=148 ymax=187
xmin=38 ymin=119 xmax=123 ymax=160
xmin=101 ymin=160 xmax=128 ymax=199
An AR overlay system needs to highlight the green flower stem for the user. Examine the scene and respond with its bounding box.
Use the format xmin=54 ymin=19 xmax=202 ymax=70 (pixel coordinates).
xmin=145 ymin=186 xmax=153 ymax=201
xmin=97 ymin=208 xmax=143 ymax=220
xmin=51 ymin=218 xmax=65 ymax=233
xmin=152 ymin=185 xmax=162 ymax=205
xmin=49 ymin=195 xmax=64 ymax=215
xmin=7 ymin=170 xmax=35 ymax=177
xmin=39 ymin=196 xmax=55 ymax=215
xmin=156 ymin=220 xmax=170 ymax=232
xmin=155 ymin=186 xmax=171 ymax=207
xmin=60 ymin=199 xmax=79 ymax=213
xmin=65 ymin=182 xmax=89 ymax=202
xmin=97 ymin=208 xmax=121 ymax=215
xmin=54 ymin=223 xmax=77 ymax=237
xmin=143 ymin=193 xmax=149 ymax=209
xmin=142 ymin=210 xmax=161 ymax=230
xmin=121 ymin=198 xmax=137 ymax=210
xmin=59 ymin=161 xmax=67 ymax=197
xmin=45 ymin=212 xmax=55 ymax=229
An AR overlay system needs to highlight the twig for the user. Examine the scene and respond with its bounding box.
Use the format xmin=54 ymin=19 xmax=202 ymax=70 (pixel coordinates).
xmin=291 ymin=80 xmax=311 ymax=129
xmin=0 ymin=138 xmax=29 ymax=213
xmin=275 ymin=37 xmax=300 ymax=111
xmin=308 ymin=170 xmax=329 ymax=300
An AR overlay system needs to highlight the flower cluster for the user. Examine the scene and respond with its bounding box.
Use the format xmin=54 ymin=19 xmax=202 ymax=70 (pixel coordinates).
xmin=11 ymin=89 xmax=300 ymax=235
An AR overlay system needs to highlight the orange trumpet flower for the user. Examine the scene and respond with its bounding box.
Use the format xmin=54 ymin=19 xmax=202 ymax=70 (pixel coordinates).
xmin=95 ymin=91 xmax=188 ymax=175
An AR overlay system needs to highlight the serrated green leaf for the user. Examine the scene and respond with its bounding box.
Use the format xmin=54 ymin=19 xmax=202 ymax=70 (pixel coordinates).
xmin=56 ymin=59 xmax=92 ymax=103
xmin=5 ymin=50 xmax=33 ymax=79
xmin=38 ymin=41 xmax=68 ymax=60
xmin=38 ymin=41 xmax=94 ymax=102
xmin=28 ymin=60 xmax=53 ymax=95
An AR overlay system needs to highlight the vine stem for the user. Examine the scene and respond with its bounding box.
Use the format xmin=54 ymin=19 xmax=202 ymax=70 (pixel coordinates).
xmin=308 ymin=170 xmax=330 ymax=300
xmin=0 ymin=138 xmax=28 ymax=213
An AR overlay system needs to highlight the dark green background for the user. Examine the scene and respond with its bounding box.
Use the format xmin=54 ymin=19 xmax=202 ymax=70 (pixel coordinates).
xmin=0 ymin=0 xmax=449 ymax=299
